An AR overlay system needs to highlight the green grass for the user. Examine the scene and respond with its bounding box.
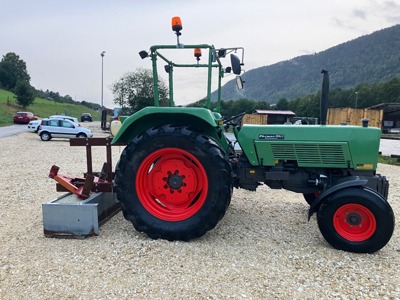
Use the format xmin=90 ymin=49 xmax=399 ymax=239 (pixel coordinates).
xmin=0 ymin=88 xmax=101 ymax=126
xmin=378 ymin=154 xmax=400 ymax=166
xmin=382 ymin=133 xmax=400 ymax=139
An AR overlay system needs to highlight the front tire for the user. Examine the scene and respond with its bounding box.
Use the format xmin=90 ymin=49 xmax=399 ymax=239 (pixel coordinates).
xmin=40 ymin=132 xmax=51 ymax=141
xmin=115 ymin=124 xmax=233 ymax=241
xmin=317 ymin=187 xmax=395 ymax=253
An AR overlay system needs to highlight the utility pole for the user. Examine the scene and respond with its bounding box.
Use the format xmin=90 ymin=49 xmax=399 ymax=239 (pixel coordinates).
xmin=101 ymin=51 xmax=106 ymax=130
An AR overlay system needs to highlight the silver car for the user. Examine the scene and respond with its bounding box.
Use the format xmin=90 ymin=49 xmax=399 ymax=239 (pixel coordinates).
xmin=38 ymin=118 xmax=93 ymax=141
xmin=49 ymin=115 xmax=79 ymax=124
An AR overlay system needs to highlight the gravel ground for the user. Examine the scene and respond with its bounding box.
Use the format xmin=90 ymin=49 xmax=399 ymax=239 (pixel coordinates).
xmin=0 ymin=122 xmax=399 ymax=300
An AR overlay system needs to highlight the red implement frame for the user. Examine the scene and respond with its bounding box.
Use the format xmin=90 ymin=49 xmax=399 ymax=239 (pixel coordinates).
xmin=49 ymin=137 xmax=125 ymax=199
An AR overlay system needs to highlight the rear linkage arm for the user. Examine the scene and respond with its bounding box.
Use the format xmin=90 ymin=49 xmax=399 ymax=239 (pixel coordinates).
xmin=48 ymin=137 xmax=125 ymax=199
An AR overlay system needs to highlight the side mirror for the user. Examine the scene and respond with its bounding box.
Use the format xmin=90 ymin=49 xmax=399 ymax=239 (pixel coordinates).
xmin=236 ymin=76 xmax=244 ymax=90
xmin=230 ymin=54 xmax=241 ymax=75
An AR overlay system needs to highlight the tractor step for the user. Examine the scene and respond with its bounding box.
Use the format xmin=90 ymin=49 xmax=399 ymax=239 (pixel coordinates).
xmin=42 ymin=192 xmax=120 ymax=238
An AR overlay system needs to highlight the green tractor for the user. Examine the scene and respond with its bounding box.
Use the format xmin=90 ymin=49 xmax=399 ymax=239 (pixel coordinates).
xmin=112 ymin=17 xmax=394 ymax=253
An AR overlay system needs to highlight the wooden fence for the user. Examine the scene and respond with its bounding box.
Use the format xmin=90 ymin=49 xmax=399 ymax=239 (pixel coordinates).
xmin=242 ymin=114 xmax=267 ymax=125
xmin=327 ymin=108 xmax=383 ymax=128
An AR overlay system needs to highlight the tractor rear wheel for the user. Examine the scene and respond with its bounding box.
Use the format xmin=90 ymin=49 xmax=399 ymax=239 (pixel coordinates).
xmin=114 ymin=124 xmax=233 ymax=241
xmin=317 ymin=187 xmax=394 ymax=253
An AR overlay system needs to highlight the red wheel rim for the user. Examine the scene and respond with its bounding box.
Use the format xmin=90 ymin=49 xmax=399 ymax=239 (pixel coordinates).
xmin=333 ymin=204 xmax=376 ymax=242
xmin=136 ymin=148 xmax=208 ymax=221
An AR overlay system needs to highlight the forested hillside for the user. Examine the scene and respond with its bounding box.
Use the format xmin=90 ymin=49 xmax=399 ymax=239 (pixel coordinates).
xmin=217 ymin=24 xmax=400 ymax=103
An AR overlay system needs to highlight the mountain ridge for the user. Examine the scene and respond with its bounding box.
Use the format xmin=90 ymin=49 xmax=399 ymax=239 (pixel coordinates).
xmin=216 ymin=24 xmax=400 ymax=103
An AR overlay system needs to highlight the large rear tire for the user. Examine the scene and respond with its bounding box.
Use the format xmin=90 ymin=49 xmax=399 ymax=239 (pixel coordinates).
xmin=317 ymin=187 xmax=394 ymax=253
xmin=114 ymin=124 xmax=233 ymax=241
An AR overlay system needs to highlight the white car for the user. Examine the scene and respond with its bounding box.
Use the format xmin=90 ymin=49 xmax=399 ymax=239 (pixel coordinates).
xmin=38 ymin=118 xmax=93 ymax=141
xmin=27 ymin=120 xmax=42 ymax=132
xmin=49 ymin=115 xmax=79 ymax=124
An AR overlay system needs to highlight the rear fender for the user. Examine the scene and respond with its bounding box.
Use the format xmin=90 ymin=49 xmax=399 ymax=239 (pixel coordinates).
xmin=308 ymin=176 xmax=368 ymax=220
xmin=111 ymin=106 xmax=228 ymax=150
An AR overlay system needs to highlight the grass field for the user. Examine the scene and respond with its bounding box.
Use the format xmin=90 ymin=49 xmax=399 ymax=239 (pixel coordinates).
xmin=0 ymin=88 xmax=101 ymax=126
xmin=379 ymin=154 xmax=400 ymax=166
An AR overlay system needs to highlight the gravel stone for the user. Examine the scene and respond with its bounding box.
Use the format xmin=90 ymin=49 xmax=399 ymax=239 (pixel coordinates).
xmin=0 ymin=122 xmax=399 ymax=299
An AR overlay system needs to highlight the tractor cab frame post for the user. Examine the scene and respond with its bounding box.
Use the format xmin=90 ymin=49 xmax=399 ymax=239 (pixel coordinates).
xmin=149 ymin=44 xmax=219 ymax=109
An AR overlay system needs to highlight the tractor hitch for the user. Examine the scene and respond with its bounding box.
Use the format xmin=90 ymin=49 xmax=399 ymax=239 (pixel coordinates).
xmin=49 ymin=165 xmax=111 ymax=199
xmin=48 ymin=137 xmax=124 ymax=198
xmin=43 ymin=137 xmax=125 ymax=238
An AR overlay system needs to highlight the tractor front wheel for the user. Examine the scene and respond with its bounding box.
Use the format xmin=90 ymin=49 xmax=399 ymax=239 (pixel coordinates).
xmin=317 ymin=187 xmax=394 ymax=253
xmin=114 ymin=124 xmax=233 ymax=241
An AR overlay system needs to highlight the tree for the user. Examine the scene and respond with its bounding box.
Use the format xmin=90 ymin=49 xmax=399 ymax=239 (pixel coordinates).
xmin=275 ymin=98 xmax=289 ymax=110
xmin=14 ymin=80 xmax=35 ymax=108
xmin=0 ymin=52 xmax=31 ymax=90
xmin=379 ymin=78 xmax=400 ymax=103
xmin=0 ymin=63 xmax=16 ymax=89
xmin=111 ymin=68 xmax=169 ymax=112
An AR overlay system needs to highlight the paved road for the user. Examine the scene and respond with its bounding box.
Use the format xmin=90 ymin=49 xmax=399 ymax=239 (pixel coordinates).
xmin=0 ymin=124 xmax=28 ymax=138
xmin=380 ymin=138 xmax=400 ymax=156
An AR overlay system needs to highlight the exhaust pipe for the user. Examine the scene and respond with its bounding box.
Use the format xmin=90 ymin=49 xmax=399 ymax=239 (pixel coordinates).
xmin=320 ymin=70 xmax=329 ymax=125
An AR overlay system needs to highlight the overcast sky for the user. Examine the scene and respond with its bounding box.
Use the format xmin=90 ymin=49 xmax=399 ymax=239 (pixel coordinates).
xmin=2 ymin=0 xmax=400 ymax=108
